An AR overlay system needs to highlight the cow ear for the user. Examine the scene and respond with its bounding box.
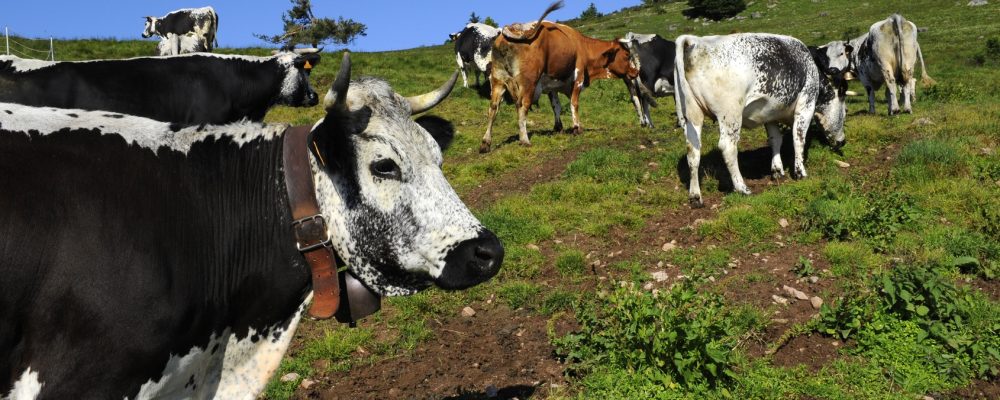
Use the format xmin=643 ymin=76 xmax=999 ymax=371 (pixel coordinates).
xmin=845 ymin=43 xmax=854 ymax=56
xmin=808 ymin=46 xmax=828 ymax=69
xmin=415 ymin=115 xmax=455 ymax=152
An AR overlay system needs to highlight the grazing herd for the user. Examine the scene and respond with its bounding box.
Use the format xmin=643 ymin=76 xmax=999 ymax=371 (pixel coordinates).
xmin=0 ymin=2 xmax=935 ymax=399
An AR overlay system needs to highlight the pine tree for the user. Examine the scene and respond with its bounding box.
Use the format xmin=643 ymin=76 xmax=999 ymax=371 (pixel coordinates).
xmin=255 ymin=0 xmax=367 ymax=50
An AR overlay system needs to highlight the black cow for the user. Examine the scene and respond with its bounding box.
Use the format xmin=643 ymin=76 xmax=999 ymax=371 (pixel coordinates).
xmin=0 ymin=54 xmax=502 ymax=399
xmin=143 ymin=6 xmax=219 ymax=52
xmin=453 ymin=23 xmax=499 ymax=88
xmin=619 ymin=32 xmax=676 ymax=128
xmin=0 ymin=51 xmax=321 ymax=125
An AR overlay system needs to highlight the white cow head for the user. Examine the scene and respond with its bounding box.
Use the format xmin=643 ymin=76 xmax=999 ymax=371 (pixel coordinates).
xmin=309 ymin=53 xmax=503 ymax=296
xmin=272 ymin=49 xmax=322 ymax=108
xmin=814 ymin=74 xmax=848 ymax=150
xmin=142 ymin=17 xmax=160 ymax=38
xmin=810 ymin=41 xmax=854 ymax=76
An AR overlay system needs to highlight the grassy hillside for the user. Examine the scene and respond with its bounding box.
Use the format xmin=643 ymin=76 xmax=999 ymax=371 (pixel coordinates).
xmin=26 ymin=1 xmax=1000 ymax=398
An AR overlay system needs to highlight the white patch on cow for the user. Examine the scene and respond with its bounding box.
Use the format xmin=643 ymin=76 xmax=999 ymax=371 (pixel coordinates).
xmin=132 ymin=296 xmax=309 ymax=400
xmin=311 ymin=79 xmax=483 ymax=296
xmin=0 ymin=56 xmax=56 ymax=72
xmin=4 ymin=367 xmax=43 ymax=400
xmin=653 ymin=77 xmax=675 ymax=96
xmin=472 ymin=48 xmax=493 ymax=73
xmin=624 ymin=32 xmax=657 ymax=44
xmin=157 ymin=33 xmax=205 ymax=56
xmin=0 ymin=102 xmax=285 ymax=155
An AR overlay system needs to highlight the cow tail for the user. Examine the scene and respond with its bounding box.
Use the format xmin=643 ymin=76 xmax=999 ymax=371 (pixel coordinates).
xmin=673 ymin=35 xmax=693 ymax=127
xmin=916 ymin=42 xmax=935 ymax=87
xmin=525 ymin=1 xmax=564 ymax=41
xmin=212 ymin=11 xmax=219 ymax=50
xmin=890 ymin=14 xmax=907 ymax=81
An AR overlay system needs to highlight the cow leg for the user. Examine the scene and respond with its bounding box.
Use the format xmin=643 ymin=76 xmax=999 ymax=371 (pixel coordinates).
xmin=457 ymin=54 xmax=469 ymax=88
xmin=481 ymin=80 xmax=506 ymax=153
xmin=683 ymin=113 xmax=705 ymax=207
xmin=866 ymin=85 xmax=877 ymax=114
xmin=791 ymin=101 xmax=815 ymax=179
xmin=549 ymin=92 xmax=564 ymax=132
xmin=902 ymin=78 xmax=914 ymax=114
xmin=718 ymin=120 xmax=750 ymax=195
xmin=765 ymin=123 xmax=785 ymax=179
xmin=568 ymin=82 xmax=583 ymax=135
xmin=884 ymin=72 xmax=900 ymax=115
xmin=517 ymin=100 xmax=531 ymax=146
xmin=626 ymin=80 xmax=647 ymax=127
xmin=642 ymin=99 xmax=654 ymax=129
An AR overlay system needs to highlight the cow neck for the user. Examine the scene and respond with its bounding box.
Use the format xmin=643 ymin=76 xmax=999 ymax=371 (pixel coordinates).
xmin=282 ymin=125 xmax=341 ymax=320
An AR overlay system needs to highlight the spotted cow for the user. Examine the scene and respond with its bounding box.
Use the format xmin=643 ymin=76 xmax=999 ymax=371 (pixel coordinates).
xmin=619 ymin=32 xmax=677 ymax=128
xmin=674 ymin=33 xmax=848 ymax=207
xmin=0 ymin=54 xmax=501 ymax=399
xmin=453 ymin=23 xmax=500 ymax=88
xmin=143 ymin=6 xmax=219 ymax=52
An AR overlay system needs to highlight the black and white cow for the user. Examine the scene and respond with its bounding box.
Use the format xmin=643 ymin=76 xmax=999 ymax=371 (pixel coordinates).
xmin=0 ymin=50 xmax=321 ymax=125
xmin=619 ymin=32 xmax=676 ymax=128
xmin=453 ymin=23 xmax=500 ymax=88
xmin=143 ymin=6 xmax=219 ymax=52
xmin=824 ymin=14 xmax=934 ymax=115
xmin=674 ymin=33 xmax=848 ymax=207
xmin=0 ymin=54 xmax=501 ymax=399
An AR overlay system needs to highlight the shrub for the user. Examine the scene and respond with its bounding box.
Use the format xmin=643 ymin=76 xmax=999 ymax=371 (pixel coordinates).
xmin=805 ymin=183 xmax=919 ymax=252
xmin=555 ymin=280 xmax=737 ymax=390
xmin=682 ymin=0 xmax=747 ymax=21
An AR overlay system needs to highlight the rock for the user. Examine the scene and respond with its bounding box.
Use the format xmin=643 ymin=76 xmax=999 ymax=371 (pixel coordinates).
xmin=809 ymin=276 xmax=820 ymax=284
xmin=773 ymin=318 xmax=789 ymax=324
xmin=818 ymin=11 xmax=829 ymax=17
xmin=527 ymin=244 xmax=540 ymax=251
xmin=752 ymin=11 xmax=764 ymax=18
xmin=299 ymin=379 xmax=316 ymax=389
xmin=968 ymin=0 xmax=987 ymax=6
xmin=811 ymin=296 xmax=824 ymax=309
xmin=461 ymin=306 xmax=476 ymax=317
xmin=669 ymin=24 xmax=678 ymax=31
xmin=643 ymin=282 xmax=655 ymax=291
xmin=782 ymin=285 xmax=810 ymax=300
xmin=661 ymin=241 xmax=677 ymax=252
xmin=280 ymin=373 xmax=300 ymax=382
xmin=651 ymin=271 xmax=670 ymax=282
xmin=912 ymin=117 xmax=934 ymax=126
xmin=772 ymin=295 xmax=789 ymax=305
xmin=778 ymin=218 xmax=790 ymax=228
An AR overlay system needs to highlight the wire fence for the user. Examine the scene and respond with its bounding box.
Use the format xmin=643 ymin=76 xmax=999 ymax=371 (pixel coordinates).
xmin=4 ymin=27 xmax=55 ymax=61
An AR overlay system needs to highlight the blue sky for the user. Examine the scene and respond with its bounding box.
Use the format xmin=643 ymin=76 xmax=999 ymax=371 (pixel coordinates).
xmin=1 ymin=1 xmax=642 ymax=52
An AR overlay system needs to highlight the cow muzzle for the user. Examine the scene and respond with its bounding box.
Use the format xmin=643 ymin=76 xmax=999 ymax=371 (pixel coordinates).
xmin=304 ymin=91 xmax=319 ymax=107
xmin=436 ymin=230 xmax=504 ymax=290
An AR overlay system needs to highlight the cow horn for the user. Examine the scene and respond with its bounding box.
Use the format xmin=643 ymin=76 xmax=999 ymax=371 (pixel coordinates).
xmin=293 ymin=47 xmax=320 ymax=54
xmin=407 ymin=69 xmax=459 ymax=115
xmin=324 ymin=52 xmax=352 ymax=112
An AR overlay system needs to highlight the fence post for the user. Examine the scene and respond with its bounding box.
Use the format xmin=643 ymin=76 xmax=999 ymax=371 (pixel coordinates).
xmin=49 ymin=37 xmax=54 ymax=61
xmin=5 ymin=27 xmax=8 ymax=56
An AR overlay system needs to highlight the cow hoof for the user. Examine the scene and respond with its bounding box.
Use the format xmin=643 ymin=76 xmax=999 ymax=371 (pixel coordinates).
xmin=735 ymin=185 xmax=752 ymax=195
xmin=554 ymin=122 xmax=564 ymax=132
xmin=791 ymin=170 xmax=807 ymax=180
xmin=569 ymin=126 xmax=582 ymax=135
xmin=479 ymin=143 xmax=492 ymax=153
xmin=689 ymin=197 xmax=704 ymax=208
xmin=771 ymin=170 xmax=785 ymax=180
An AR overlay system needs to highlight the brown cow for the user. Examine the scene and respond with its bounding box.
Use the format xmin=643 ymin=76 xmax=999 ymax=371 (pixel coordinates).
xmin=480 ymin=1 xmax=639 ymax=153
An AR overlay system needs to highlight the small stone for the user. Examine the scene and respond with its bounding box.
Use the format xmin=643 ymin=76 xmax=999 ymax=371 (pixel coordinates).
xmin=783 ymin=285 xmax=810 ymax=300
xmin=752 ymin=11 xmax=764 ymax=18
xmin=834 ymin=159 xmax=850 ymax=168
xmin=779 ymin=218 xmax=790 ymax=228
xmin=818 ymin=11 xmax=829 ymax=16
xmin=648 ymin=162 xmax=660 ymax=168
xmin=922 ymin=396 xmax=935 ymax=400
xmin=299 ymin=379 xmax=316 ymax=389
xmin=527 ymin=244 xmax=540 ymax=251
xmin=809 ymin=276 xmax=820 ymax=284
xmin=831 ymin=341 xmax=840 ymax=347
xmin=811 ymin=296 xmax=824 ymax=309
xmin=772 ymin=295 xmax=789 ymax=305
xmin=968 ymin=0 xmax=987 ymax=6
xmin=643 ymin=282 xmax=654 ymax=291
xmin=912 ymin=117 xmax=934 ymax=126
xmin=708 ymin=276 xmax=716 ymax=282
xmin=461 ymin=306 xmax=476 ymax=317
xmin=661 ymin=242 xmax=677 ymax=252
xmin=638 ymin=144 xmax=647 ymax=150
xmin=636 ymin=187 xmax=646 ymax=194
xmin=773 ymin=318 xmax=789 ymax=324
xmin=692 ymin=218 xmax=707 ymax=226
xmin=651 ymin=271 xmax=670 ymax=282
xmin=280 ymin=373 xmax=300 ymax=382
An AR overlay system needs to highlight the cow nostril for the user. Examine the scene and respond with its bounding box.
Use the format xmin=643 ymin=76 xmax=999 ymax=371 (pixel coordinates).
xmin=474 ymin=245 xmax=497 ymax=263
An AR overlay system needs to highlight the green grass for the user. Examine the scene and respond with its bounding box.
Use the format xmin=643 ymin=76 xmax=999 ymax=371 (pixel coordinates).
xmin=33 ymin=1 xmax=1000 ymax=398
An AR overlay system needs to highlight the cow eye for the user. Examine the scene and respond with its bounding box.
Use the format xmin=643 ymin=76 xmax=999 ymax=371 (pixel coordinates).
xmin=370 ymin=159 xmax=402 ymax=181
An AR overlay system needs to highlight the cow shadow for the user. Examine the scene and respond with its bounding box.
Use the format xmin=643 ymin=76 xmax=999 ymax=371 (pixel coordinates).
xmin=675 ymin=126 xmax=828 ymax=193
xmin=443 ymin=384 xmax=536 ymax=400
